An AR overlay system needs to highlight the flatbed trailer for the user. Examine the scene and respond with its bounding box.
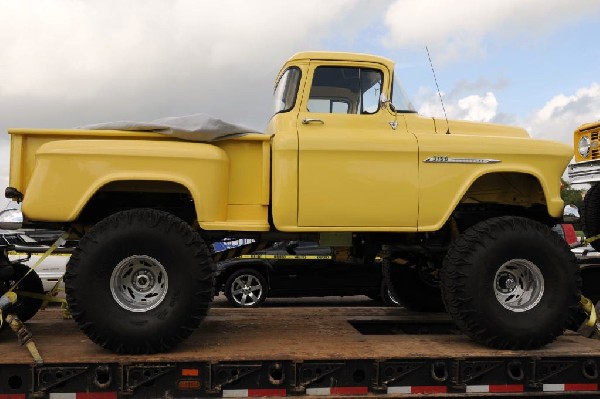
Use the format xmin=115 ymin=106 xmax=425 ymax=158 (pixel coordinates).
xmin=2 ymin=305 xmax=600 ymax=398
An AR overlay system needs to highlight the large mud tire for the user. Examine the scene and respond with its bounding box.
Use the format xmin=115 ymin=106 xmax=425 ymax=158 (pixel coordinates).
xmin=65 ymin=208 xmax=214 ymax=354
xmin=582 ymin=182 xmax=600 ymax=251
xmin=441 ymin=216 xmax=580 ymax=350
xmin=1 ymin=263 xmax=44 ymax=323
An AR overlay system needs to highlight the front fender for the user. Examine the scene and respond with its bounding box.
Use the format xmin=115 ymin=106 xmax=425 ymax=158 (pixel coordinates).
xmin=417 ymin=135 xmax=571 ymax=230
xmin=22 ymin=139 xmax=229 ymax=223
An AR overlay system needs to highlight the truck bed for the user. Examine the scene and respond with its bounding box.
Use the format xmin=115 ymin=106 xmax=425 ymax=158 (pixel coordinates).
xmin=2 ymin=304 xmax=600 ymax=397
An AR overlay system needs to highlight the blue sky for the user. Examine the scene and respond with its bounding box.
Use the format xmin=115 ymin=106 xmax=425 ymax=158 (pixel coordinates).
xmin=1 ymin=0 xmax=600 ymax=208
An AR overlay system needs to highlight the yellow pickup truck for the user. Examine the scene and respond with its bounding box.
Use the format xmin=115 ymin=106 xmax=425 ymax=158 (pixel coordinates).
xmin=1 ymin=52 xmax=579 ymax=354
xmin=569 ymin=122 xmax=600 ymax=248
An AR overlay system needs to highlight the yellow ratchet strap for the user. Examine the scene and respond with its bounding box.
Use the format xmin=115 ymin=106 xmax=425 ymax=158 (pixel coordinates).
xmin=580 ymin=295 xmax=600 ymax=332
xmin=584 ymin=234 xmax=600 ymax=246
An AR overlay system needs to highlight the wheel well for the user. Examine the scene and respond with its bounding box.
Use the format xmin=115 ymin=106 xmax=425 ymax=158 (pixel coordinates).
xmin=454 ymin=172 xmax=553 ymax=230
xmin=461 ymin=172 xmax=546 ymax=207
xmin=76 ymin=180 xmax=196 ymax=225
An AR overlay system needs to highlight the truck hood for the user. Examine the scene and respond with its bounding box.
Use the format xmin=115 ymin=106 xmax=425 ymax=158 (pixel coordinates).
xmin=434 ymin=118 xmax=530 ymax=138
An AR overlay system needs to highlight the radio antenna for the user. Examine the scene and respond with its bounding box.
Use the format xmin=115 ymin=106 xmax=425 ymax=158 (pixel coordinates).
xmin=426 ymin=46 xmax=450 ymax=134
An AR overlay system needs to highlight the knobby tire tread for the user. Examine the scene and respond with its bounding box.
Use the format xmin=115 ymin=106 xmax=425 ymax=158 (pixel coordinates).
xmin=440 ymin=216 xmax=581 ymax=350
xmin=65 ymin=208 xmax=214 ymax=354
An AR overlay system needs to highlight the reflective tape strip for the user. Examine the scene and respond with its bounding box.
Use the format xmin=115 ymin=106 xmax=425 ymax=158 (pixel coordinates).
xmin=466 ymin=384 xmax=524 ymax=393
xmin=543 ymin=383 xmax=598 ymax=392
xmin=223 ymin=389 xmax=286 ymax=397
xmin=8 ymin=251 xmax=71 ymax=257
xmin=306 ymin=387 xmax=368 ymax=396
xmin=387 ymin=386 xmax=447 ymax=394
xmin=0 ymin=394 xmax=26 ymax=399
xmin=49 ymin=394 xmax=116 ymax=399
xmin=239 ymin=255 xmax=331 ymax=260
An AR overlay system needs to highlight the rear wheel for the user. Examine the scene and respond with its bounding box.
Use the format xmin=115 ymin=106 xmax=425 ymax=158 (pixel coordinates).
xmin=224 ymin=269 xmax=268 ymax=308
xmin=65 ymin=208 xmax=214 ymax=354
xmin=441 ymin=216 xmax=580 ymax=349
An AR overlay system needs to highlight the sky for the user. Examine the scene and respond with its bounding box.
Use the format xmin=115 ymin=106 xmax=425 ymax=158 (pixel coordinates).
xmin=2 ymin=0 xmax=600 ymax=209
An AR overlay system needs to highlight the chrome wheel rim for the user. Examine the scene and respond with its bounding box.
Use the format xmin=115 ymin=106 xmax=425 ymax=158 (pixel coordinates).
xmin=110 ymin=255 xmax=168 ymax=312
xmin=494 ymin=259 xmax=544 ymax=313
xmin=231 ymin=274 xmax=263 ymax=306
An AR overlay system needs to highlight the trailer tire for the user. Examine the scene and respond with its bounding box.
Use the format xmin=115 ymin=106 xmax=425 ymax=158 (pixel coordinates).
xmin=441 ymin=216 xmax=580 ymax=349
xmin=65 ymin=208 xmax=214 ymax=354
xmin=224 ymin=269 xmax=268 ymax=308
xmin=582 ymin=182 xmax=600 ymax=251
xmin=1 ymin=263 xmax=44 ymax=323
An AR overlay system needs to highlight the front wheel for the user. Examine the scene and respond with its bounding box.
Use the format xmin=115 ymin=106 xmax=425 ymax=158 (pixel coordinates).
xmin=441 ymin=216 xmax=580 ymax=350
xmin=65 ymin=209 xmax=215 ymax=354
xmin=224 ymin=269 xmax=268 ymax=308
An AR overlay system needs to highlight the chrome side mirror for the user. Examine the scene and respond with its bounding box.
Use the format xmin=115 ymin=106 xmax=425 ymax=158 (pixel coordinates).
xmin=380 ymin=94 xmax=396 ymax=112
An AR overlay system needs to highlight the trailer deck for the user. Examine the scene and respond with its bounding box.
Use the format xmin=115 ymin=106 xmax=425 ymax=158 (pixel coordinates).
xmin=2 ymin=304 xmax=600 ymax=397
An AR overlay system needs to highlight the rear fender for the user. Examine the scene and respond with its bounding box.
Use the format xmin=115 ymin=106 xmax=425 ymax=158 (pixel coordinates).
xmin=21 ymin=139 xmax=229 ymax=223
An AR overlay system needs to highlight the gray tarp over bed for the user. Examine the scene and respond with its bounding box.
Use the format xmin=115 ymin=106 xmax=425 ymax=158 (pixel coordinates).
xmin=78 ymin=113 xmax=262 ymax=142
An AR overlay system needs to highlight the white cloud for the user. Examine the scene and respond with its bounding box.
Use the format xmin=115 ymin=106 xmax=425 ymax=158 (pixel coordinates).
xmin=383 ymin=0 xmax=600 ymax=62
xmin=416 ymin=83 xmax=499 ymax=123
xmin=0 ymin=0 xmax=371 ymax=136
xmin=457 ymin=93 xmax=498 ymax=122
xmin=416 ymin=81 xmax=600 ymax=145
xmin=526 ymin=83 xmax=600 ymax=143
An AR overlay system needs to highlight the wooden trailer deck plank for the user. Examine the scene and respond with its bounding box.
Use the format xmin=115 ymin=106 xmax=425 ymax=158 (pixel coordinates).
xmin=1 ymin=307 xmax=599 ymax=365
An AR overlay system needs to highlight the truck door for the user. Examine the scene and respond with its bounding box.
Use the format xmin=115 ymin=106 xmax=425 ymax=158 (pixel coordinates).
xmin=296 ymin=63 xmax=419 ymax=228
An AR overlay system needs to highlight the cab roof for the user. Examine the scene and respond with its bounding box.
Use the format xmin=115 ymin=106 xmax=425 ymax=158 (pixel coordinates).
xmin=288 ymin=51 xmax=395 ymax=72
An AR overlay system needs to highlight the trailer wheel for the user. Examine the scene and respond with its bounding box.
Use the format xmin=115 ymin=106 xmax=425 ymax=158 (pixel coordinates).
xmin=65 ymin=208 xmax=214 ymax=354
xmin=224 ymin=269 xmax=268 ymax=308
xmin=582 ymin=182 xmax=600 ymax=251
xmin=1 ymin=263 xmax=44 ymax=323
xmin=441 ymin=216 xmax=580 ymax=349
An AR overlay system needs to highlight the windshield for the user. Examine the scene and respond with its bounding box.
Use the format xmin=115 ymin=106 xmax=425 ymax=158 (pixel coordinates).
xmin=391 ymin=72 xmax=416 ymax=113
xmin=272 ymin=67 xmax=301 ymax=116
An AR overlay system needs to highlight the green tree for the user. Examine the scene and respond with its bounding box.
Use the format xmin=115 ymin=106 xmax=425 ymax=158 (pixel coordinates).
xmin=561 ymin=179 xmax=584 ymax=210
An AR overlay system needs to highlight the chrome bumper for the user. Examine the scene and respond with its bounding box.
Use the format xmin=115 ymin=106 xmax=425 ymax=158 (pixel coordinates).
xmin=568 ymin=161 xmax=600 ymax=184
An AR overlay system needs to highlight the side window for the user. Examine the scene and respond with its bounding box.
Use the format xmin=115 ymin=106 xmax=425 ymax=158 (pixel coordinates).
xmin=308 ymin=67 xmax=382 ymax=114
xmin=272 ymin=67 xmax=301 ymax=115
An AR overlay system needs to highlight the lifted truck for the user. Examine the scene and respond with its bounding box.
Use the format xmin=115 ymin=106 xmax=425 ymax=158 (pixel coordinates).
xmin=1 ymin=51 xmax=579 ymax=354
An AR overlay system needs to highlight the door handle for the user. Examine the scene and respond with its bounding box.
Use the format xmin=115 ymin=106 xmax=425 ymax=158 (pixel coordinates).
xmin=302 ymin=118 xmax=324 ymax=125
